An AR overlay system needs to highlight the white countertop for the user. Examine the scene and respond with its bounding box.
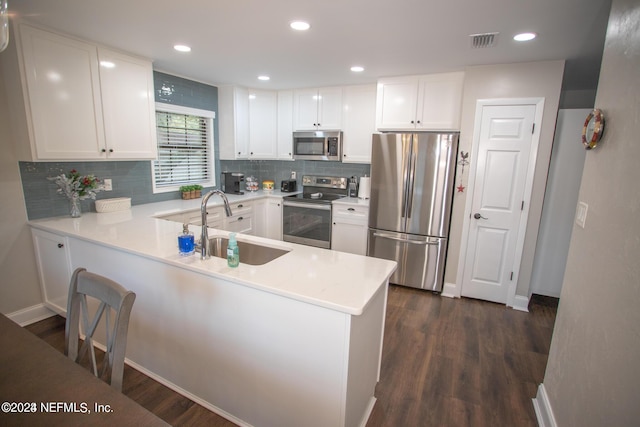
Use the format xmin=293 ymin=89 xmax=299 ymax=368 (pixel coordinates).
xmin=332 ymin=196 xmax=370 ymax=207
xmin=29 ymin=191 xmax=395 ymax=315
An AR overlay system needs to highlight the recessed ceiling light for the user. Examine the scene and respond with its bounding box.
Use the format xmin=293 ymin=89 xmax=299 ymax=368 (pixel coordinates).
xmin=350 ymin=66 xmax=364 ymax=72
xmin=290 ymin=21 xmax=310 ymax=31
xmin=258 ymin=75 xmax=270 ymax=81
xmin=100 ymin=61 xmax=116 ymax=68
xmin=513 ymin=32 xmax=536 ymax=42
xmin=174 ymin=44 xmax=191 ymax=52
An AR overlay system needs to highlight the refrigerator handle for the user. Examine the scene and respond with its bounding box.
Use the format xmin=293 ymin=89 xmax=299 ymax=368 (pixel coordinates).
xmin=373 ymin=232 xmax=440 ymax=245
xmin=406 ymin=137 xmax=417 ymax=217
xmin=401 ymin=136 xmax=412 ymax=219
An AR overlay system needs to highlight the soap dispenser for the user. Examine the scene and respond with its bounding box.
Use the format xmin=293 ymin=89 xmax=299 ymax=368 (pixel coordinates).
xmin=178 ymin=223 xmax=195 ymax=256
xmin=227 ymin=232 xmax=239 ymax=267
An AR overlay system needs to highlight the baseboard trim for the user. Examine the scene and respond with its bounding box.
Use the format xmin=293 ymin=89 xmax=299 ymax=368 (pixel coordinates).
xmin=441 ymin=282 xmax=458 ymax=298
xmin=512 ymin=295 xmax=530 ymax=312
xmin=533 ymin=383 xmax=557 ymax=427
xmin=358 ymin=397 xmax=377 ymax=427
xmin=6 ymin=304 xmax=56 ymax=326
xmin=124 ymin=357 xmax=250 ymax=427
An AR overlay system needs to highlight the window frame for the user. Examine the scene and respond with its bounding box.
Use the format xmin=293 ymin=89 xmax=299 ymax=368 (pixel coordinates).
xmin=152 ymin=102 xmax=216 ymax=194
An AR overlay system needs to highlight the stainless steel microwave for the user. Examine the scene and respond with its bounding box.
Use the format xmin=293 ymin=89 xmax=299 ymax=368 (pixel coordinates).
xmin=292 ymin=131 xmax=342 ymax=161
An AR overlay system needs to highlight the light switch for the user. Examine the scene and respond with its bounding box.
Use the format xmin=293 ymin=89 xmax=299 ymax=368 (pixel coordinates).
xmin=103 ymin=179 xmax=113 ymax=191
xmin=576 ymin=201 xmax=588 ymax=228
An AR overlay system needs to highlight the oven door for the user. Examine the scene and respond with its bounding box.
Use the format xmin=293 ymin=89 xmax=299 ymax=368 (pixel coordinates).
xmin=282 ymin=201 xmax=332 ymax=249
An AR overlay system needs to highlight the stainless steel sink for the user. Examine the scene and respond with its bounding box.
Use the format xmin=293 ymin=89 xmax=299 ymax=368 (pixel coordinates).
xmin=206 ymin=236 xmax=290 ymax=265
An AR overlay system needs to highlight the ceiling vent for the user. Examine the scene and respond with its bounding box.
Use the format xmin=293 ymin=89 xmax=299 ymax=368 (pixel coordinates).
xmin=470 ymin=32 xmax=499 ymax=48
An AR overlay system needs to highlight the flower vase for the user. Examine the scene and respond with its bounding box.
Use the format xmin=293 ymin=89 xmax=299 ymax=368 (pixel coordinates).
xmin=69 ymin=194 xmax=81 ymax=218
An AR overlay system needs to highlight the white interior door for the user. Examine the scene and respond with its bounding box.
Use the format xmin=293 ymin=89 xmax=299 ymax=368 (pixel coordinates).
xmin=461 ymin=103 xmax=537 ymax=304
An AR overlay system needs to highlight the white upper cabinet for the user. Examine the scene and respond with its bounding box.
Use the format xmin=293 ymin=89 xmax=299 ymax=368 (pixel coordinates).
xmin=97 ymin=48 xmax=157 ymax=159
xmin=222 ymin=88 xmax=294 ymax=161
xmin=219 ymin=86 xmax=249 ymax=160
xmin=276 ymin=90 xmax=294 ymax=160
xmin=19 ymin=24 xmax=105 ymax=160
xmin=293 ymin=87 xmax=343 ymax=131
xmin=342 ymin=84 xmax=376 ymax=164
xmin=17 ymin=23 xmax=157 ymax=161
xmin=248 ymin=89 xmax=277 ymax=159
xmin=376 ymin=72 xmax=465 ymax=131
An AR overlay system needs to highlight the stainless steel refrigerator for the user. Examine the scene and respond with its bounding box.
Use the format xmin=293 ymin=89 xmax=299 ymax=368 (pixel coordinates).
xmin=367 ymin=132 xmax=458 ymax=292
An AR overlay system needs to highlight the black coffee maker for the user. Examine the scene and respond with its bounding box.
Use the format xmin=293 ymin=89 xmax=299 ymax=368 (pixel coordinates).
xmin=221 ymin=172 xmax=245 ymax=194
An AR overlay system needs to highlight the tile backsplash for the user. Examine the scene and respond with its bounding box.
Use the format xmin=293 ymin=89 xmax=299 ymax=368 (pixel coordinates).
xmin=21 ymin=159 xmax=370 ymax=220
xmin=219 ymin=160 xmax=370 ymax=189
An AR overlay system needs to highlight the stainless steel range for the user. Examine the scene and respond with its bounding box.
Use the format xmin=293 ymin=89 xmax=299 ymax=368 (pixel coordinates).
xmin=282 ymin=175 xmax=348 ymax=249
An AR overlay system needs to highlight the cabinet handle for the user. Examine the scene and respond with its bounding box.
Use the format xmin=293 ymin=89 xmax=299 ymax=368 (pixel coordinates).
xmin=410 ymin=120 xmax=415 ymax=124
xmin=57 ymin=243 xmax=64 ymax=248
xmin=416 ymin=120 xmax=421 ymax=124
xmin=251 ymin=152 xmax=254 ymax=155
xmin=101 ymin=148 xmax=106 ymax=153
xmin=333 ymin=222 xmax=336 ymax=225
xmin=109 ymin=148 xmax=114 ymax=153
xmin=238 ymin=216 xmax=244 ymax=221
xmin=348 ymin=208 xmax=355 ymax=211
xmin=237 ymin=204 xmax=243 ymax=208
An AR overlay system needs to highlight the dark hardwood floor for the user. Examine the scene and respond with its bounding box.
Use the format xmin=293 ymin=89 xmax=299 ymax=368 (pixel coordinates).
xmin=24 ymin=285 xmax=556 ymax=427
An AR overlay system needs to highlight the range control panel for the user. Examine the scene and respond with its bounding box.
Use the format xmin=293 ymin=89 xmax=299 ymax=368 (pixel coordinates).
xmin=302 ymin=175 xmax=348 ymax=189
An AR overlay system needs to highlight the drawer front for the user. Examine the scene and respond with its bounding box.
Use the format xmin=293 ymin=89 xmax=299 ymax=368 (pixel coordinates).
xmin=184 ymin=207 xmax=223 ymax=227
xmin=225 ymin=214 xmax=253 ymax=234
xmin=332 ymin=205 xmax=369 ymax=223
xmin=229 ymin=202 xmax=253 ymax=216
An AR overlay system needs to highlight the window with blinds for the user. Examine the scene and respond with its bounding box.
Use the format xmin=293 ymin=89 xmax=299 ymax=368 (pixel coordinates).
xmin=153 ymin=104 xmax=215 ymax=192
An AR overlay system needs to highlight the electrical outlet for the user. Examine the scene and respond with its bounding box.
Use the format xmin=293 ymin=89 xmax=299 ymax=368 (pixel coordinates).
xmin=103 ymin=179 xmax=113 ymax=191
xmin=291 ymin=171 xmax=296 ymax=179
xmin=576 ymin=201 xmax=588 ymax=228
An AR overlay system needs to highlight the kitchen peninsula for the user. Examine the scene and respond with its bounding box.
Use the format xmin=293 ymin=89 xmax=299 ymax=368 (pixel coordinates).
xmin=28 ymin=192 xmax=397 ymax=427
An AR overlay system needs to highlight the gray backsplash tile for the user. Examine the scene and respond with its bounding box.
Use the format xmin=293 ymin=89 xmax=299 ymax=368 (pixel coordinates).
xmin=22 ymin=159 xmax=370 ymax=220
xmin=219 ymin=160 xmax=370 ymax=188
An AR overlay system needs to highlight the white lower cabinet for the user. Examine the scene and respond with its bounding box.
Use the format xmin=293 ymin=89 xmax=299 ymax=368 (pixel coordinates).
xmin=265 ymin=198 xmax=283 ymax=240
xmin=159 ymin=207 xmax=224 ymax=229
xmin=158 ymin=198 xmax=285 ymax=239
xmin=184 ymin=207 xmax=224 ymax=229
xmin=225 ymin=201 xmax=254 ymax=235
xmin=331 ymin=203 xmax=369 ymax=255
xmin=31 ymin=229 xmax=72 ymax=316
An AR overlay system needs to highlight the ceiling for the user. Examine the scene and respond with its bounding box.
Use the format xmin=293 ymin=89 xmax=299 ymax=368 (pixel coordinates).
xmin=9 ymin=0 xmax=612 ymax=91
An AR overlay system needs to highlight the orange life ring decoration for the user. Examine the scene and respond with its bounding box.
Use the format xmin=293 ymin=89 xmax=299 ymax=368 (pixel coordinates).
xmin=582 ymin=108 xmax=605 ymax=150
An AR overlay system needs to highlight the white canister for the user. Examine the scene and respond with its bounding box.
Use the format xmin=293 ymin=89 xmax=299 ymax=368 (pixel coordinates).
xmin=358 ymin=176 xmax=371 ymax=199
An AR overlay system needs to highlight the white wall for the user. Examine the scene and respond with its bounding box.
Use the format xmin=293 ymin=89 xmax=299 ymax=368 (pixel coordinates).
xmin=0 ymin=37 xmax=43 ymax=316
xmin=539 ymin=0 xmax=640 ymax=425
xmin=529 ymin=109 xmax=589 ymax=297
xmin=445 ymin=60 xmax=565 ymax=301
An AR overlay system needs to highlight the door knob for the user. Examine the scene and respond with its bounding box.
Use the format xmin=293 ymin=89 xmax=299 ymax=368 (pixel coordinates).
xmin=474 ymin=213 xmax=488 ymax=220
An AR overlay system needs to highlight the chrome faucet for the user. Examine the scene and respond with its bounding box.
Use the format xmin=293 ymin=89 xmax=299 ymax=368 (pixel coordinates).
xmin=200 ymin=190 xmax=233 ymax=259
